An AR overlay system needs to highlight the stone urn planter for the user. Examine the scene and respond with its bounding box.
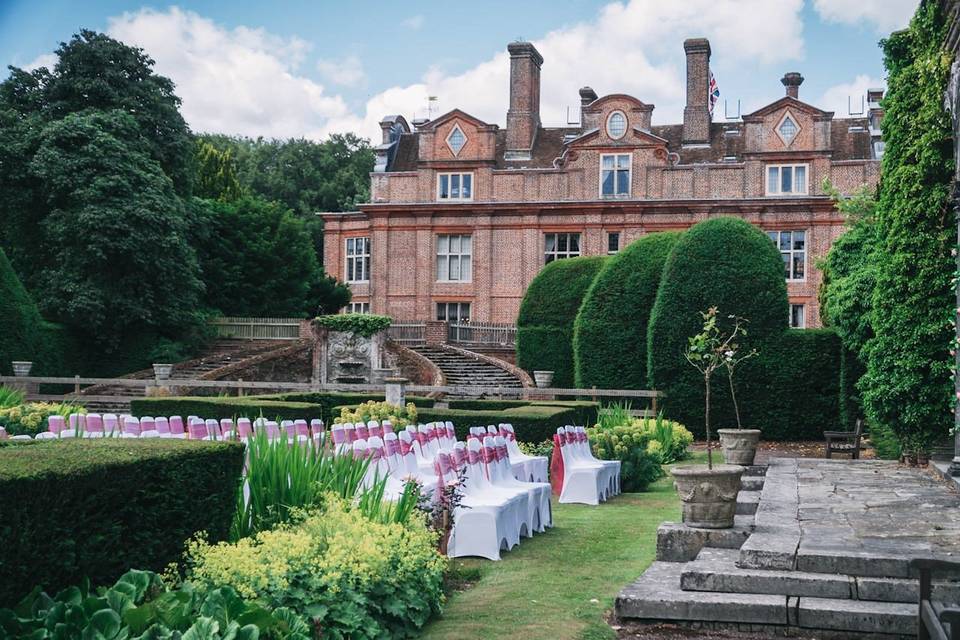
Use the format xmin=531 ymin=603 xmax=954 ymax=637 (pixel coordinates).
xmin=671 ymin=464 xmax=745 ymax=529
xmin=717 ymin=428 xmax=762 ymax=465
xmin=533 ymin=370 xmax=554 ymax=388
xmin=152 ymin=363 xmax=174 ymax=381
xmin=11 ymin=361 xmax=33 ymax=377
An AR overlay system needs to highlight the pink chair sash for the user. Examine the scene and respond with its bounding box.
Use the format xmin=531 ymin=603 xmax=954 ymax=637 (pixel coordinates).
xmin=481 ymin=447 xmax=495 ymax=464
xmin=356 ymin=425 xmax=369 ymax=440
xmin=123 ymin=419 xmax=141 ymax=436
xmin=439 ymin=453 xmax=454 ymax=474
xmin=369 ymin=424 xmax=382 ymax=438
xmin=454 ymin=448 xmax=467 ymax=467
xmin=86 ymin=415 xmax=104 ymax=433
xmin=504 ymin=429 xmax=516 ymax=442
xmin=497 ymin=444 xmax=509 ymax=460
xmin=237 ymin=419 xmax=252 ymax=438
xmin=382 ymin=423 xmax=394 ymax=434
xmin=155 ymin=417 xmax=170 ymax=434
xmin=169 ymin=416 xmax=185 ymax=434
xmin=332 ymin=428 xmax=346 ymax=444
xmin=344 ymin=426 xmax=357 ymax=443
xmin=565 ymin=431 xmax=576 ymax=444
xmin=385 ymin=438 xmax=400 ymax=456
xmin=140 ymin=417 xmax=155 ymax=432
xmin=369 ymin=447 xmax=383 ymax=461
xmin=399 ymin=439 xmax=412 ymax=456
xmin=467 ymin=449 xmax=482 ymax=465
xmin=47 ymin=415 xmax=65 ymax=434
xmin=188 ymin=423 xmax=207 ymax=439
xmin=294 ymin=420 xmax=309 ymax=436
xmin=220 ymin=419 xmax=235 ymax=434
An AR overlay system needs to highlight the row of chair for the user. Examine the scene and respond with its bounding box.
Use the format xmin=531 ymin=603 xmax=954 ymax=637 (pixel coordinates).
xmin=554 ymin=426 xmax=621 ymax=505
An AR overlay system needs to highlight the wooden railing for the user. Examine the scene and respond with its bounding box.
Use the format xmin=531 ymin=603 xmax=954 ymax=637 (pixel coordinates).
xmin=210 ymin=317 xmax=302 ymax=340
xmin=448 ymin=321 xmax=516 ymax=347
xmin=388 ymin=323 xmax=426 ymax=345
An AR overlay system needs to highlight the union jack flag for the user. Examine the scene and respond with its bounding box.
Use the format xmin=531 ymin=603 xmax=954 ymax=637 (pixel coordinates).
xmin=709 ymin=71 xmax=720 ymax=115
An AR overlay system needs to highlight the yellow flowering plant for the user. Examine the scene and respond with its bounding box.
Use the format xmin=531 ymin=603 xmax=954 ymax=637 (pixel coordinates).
xmin=0 ymin=401 xmax=85 ymax=437
xmin=187 ymin=499 xmax=445 ymax=639
xmin=587 ymin=424 xmax=662 ymax=492
xmin=338 ymin=400 xmax=418 ymax=429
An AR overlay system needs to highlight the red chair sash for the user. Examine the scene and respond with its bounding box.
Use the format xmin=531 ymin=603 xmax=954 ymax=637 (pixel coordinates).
xmin=399 ymin=439 xmax=412 ymax=456
xmin=467 ymin=449 xmax=482 ymax=465
xmin=385 ymin=438 xmax=399 ymax=456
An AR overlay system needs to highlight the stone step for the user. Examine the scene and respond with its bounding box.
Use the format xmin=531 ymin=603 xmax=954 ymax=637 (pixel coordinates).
xmin=617 ymin=560 xmax=917 ymax=638
xmin=735 ymin=490 xmax=761 ymax=515
xmin=741 ymin=476 xmax=764 ymax=491
xmin=656 ymin=517 xmax=755 ymax=562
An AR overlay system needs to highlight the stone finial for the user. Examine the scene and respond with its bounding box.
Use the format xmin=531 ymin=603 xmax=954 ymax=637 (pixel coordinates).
xmin=781 ymin=72 xmax=804 ymax=99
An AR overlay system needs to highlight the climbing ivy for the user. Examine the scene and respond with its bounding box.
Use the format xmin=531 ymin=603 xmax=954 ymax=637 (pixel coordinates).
xmin=859 ymin=0 xmax=955 ymax=453
xmin=315 ymin=313 xmax=392 ymax=337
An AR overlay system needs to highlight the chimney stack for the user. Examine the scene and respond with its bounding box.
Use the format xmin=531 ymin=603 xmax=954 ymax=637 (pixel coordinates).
xmin=781 ymin=72 xmax=804 ymax=99
xmin=505 ymin=41 xmax=543 ymax=160
xmin=682 ymin=38 xmax=711 ymax=146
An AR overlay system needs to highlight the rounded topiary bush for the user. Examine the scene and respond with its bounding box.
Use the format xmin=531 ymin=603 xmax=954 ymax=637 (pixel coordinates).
xmin=516 ymin=256 xmax=606 ymax=388
xmin=647 ymin=217 xmax=788 ymax=437
xmin=574 ymin=232 xmax=682 ymax=390
xmin=0 ymin=248 xmax=45 ymax=376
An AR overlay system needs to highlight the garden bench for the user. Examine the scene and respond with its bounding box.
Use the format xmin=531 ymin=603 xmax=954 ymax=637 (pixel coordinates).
xmin=824 ymin=418 xmax=863 ymax=459
xmin=912 ymin=557 xmax=960 ymax=640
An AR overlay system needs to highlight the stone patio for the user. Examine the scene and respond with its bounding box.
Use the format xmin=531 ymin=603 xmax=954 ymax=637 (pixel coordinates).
xmin=616 ymin=458 xmax=960 ymax=638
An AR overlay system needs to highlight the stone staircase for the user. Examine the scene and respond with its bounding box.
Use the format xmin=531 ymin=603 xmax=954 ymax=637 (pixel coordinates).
xmin=617 ymin=459 xmax=960 ymax=639
xmin=74 ymin=340 xmax=287 ymax=413
xmin=410 ymin=345 xmax=523 ymax=397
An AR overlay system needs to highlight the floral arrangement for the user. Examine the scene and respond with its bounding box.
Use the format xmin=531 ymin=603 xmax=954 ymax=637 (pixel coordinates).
xmin=338 ymin=400 xmax=418 ymax=429
xmin=0 ymin=402 xmax=86 ymax=437
xmin=187 ymin=500 xmax=445 ymax=639
xmin=315 ymin=313 xmax=392 ymax=337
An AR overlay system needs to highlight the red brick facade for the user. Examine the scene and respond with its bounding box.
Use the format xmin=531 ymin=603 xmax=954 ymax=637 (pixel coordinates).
xmin=322 ymin=38 xmax=882 ymax=329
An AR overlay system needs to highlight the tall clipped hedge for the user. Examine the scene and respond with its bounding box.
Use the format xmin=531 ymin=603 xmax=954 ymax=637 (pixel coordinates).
xmin=648 ymin=217 xmax=792 ymax=437
xmin=516 ymin=256 xmax=606 ymax=387
xmin=859 ymin=1 xmax=955 ymax=451
xmin=574 ymin=232 xmax=682 ymax=389
xmin=0 ymin=249 xmax=44 ymax=376
xmin=0 ymin=439 xmax=244 ymax=606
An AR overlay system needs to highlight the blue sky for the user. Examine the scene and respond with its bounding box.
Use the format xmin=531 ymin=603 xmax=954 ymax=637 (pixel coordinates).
xmin=0 ymin=0 xmax=919 ymax=141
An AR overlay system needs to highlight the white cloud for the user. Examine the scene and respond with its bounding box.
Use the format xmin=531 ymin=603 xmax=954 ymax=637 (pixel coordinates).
xmin=106 ymin=7 xmax=350 ymax=139
xmin=325 ymin=0 xmax=807 ymax=138
xmin=316 ymin=55 xmax=366 ymax=88
xmin=401 ymin=15 xmax=424 ymax=30
xmin=23 ymin=53 xmax=56 ymax=72
xmin=817 ymin=74 xmax=885 ymax=117
xmin=812 ymin=0 xmax=917 ymax=33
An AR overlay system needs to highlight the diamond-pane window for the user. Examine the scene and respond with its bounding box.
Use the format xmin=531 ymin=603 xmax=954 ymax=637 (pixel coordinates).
xmin=778 ymin=116 xmax=797 ymax=144
xmin=446 ymin=125 xmax=467 ymax=156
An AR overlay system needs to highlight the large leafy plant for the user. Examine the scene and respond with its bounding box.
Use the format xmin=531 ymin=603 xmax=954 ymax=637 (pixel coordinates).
xmin=314 ymin=313 xmax=391 ymax=338
xmin=0 ymin=569 xmax=310 ymax=640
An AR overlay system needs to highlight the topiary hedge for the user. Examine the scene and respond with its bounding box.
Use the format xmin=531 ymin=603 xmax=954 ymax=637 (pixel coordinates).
xmin=516 ymin=256 xmax=606 ymax=387
xmin=574 ymin=232 xmax=682 ymax=389
xmin=0 ymin=248 xmax=45 ymax=376
xmin=0 ymin=438 xmax=244 ymax=606
xmin=648 ymin=217 xmax=794 ymax=438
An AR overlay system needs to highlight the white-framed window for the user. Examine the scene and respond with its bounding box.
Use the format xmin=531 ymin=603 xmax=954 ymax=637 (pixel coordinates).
xmin=600 ymin=153 xmax=631 ymax=197
xmin=437 ymin=172 xmax=473 ymax=201
xmin=346 ymin=301 xmax=370 ymax=314
xmin=766 ymin=164 xmax=808 ymax=196
xmin=544 ymin=232 xmax=581 ymax=264
xmin=437 ymin=301 xmax=471 ymax=323
xmin=345 ymin=237 xmax=370 ymax=283
xmin=790 ymin=303 xmax=806 ymax=329
xmin=606 ymin=111 xmax=627 ymax=139
xmin=607 ymin=232 xmax=621 ymax=255
xmin=766 ymin=230 xmax=806 ymax=281
xmin=436 ymin=234 xmax=472 ymax=282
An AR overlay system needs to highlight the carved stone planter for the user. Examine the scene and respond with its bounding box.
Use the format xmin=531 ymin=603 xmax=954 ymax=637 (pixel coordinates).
xmin=670 ymin=464 xmax=744 ymax=529
xmin=533 ymin=370 xmax=554 ymax=388
xmin=717 ymin=428 xmax=762 ymax=465
xmin=152 ymin=363 xmax=174 ymax=381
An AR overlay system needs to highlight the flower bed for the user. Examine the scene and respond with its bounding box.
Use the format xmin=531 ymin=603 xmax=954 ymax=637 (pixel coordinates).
xmin=0 ymin=401 xmax=85 ymax=437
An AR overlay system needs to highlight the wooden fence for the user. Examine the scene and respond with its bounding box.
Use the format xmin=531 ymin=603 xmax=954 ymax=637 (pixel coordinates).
xmin=210 ymin=317 xmax=302 ymax=340
xmin=448 ymin=321 xmax=516 ymax=347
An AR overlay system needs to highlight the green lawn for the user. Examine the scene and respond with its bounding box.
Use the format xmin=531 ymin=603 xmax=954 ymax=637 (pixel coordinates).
xmin=420 ymin=453 xmax=706 ymax=640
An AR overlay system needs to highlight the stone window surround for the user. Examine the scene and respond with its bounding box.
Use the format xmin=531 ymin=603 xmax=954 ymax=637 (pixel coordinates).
xmin=436 ymin=233 xmax=473 ymax=283
xmin=775 ymin=110 xmax=801 ymax=147
xmin=765 ymin=163 xmax=809 ymax=196
xmin=606 ymin=110 xmax=628 ymax=140
xmin=344 ymin=236 xmax=371 ymax=283
xmin=446 ymin=124 xmax=468 ymax=156
xmin=436 ymin=171 xmax=474 ymax=201
xmin=599 ymin=153 xmax=632 ymax=198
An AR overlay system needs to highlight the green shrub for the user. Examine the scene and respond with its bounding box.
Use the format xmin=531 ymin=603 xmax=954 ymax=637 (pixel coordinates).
xmin=315 ymin=313 xmax=391 ymax=336
xmin=586 ymin=425 xmax=662 ymax=492
xmin=648 ymin=217 xmax=793 ymax=438
xmin=131 ymin=396 xmax=321 ymax=422
xmin=0 ymin=387 xmax=25 ymax=409
xmin=0 ymin=401 xmax=86 ymax=436
xmin=338 ymin=400 xmax=420 ymax=428
xmin=268 ymin=392 xmax=435 ymax=420
xmin=516 ymin=256 xmax=607 ymax=387
xmin=868 ymin=420 xmax=903 ymax=460
xmin=446 ymin=399 xmax=531 ymax=411
xmin=574 ymin=232 xmax=682 ymax=389
xmin=1 ymin=569 xmax=310 ymax=640
xmin=0 ymin=439 xmax=244 ymax=606
xmin=187 ymin=500 xmax=444 ymax=639
xmin=518 ymin=439 xmax=554 ymax=460
xmin=0 ymin=248 xmax=45 ymax=376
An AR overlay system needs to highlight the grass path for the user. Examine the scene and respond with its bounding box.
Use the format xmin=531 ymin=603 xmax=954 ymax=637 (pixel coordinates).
xmin=420 ymin=453 xmax=705 ymax=640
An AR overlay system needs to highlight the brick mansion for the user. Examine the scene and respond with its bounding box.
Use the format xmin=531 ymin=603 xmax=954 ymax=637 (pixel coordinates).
xmin=321 ymin=38 xmax=883 ymax=329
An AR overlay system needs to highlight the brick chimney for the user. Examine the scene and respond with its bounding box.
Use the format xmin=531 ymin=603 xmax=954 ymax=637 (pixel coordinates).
xmin=505 ymin=41 xmax=543 ymax=160
xmin=682 ymin=38 xmax=711 ymax=146
xmin=781 ymin=72 xmax=804 ymax=99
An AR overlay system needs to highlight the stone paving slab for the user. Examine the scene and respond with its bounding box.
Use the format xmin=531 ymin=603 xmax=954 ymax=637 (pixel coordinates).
xmin=792 ymin=597 xmax=915 ymax=636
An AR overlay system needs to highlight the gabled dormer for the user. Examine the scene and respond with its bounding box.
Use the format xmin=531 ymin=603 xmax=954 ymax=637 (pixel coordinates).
xmin=742 ymin=74 xmax=834 ymax=154
xmin=415 ymin=109 xmax=498 ymax=166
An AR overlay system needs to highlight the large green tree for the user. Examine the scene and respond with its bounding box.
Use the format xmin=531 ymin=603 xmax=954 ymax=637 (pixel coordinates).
xmin=190 ymin=197 xmax=350 ymax=317
xmin=194 ymin=141 xmax=244 ymax=201
xmin=859 ymin=1 xmax=955 ymax=452
xmin=30 ymin=110 xmax=203 ymax=344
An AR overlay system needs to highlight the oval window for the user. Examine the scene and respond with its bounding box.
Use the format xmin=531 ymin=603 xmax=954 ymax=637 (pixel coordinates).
xmin=607 ymin=111 xmax=627 ymax=139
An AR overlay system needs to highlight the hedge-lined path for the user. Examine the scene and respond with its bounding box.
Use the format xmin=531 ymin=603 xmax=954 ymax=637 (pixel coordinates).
xmin=74 ymin=339 xmax=288 ymax=413
xmin=420 ymin=453 xmax=708 ymax=640
xmin=412 ymin=345 xmax=523 ymax=397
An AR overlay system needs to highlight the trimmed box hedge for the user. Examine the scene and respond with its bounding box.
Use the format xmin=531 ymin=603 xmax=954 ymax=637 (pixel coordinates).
xmin=0 ymin=438 xmax=244 ymax=606
xmin=130 ymin=396 xmax=323 ymax=422
xmin=267 ymin=392 xmax=434 ymax=419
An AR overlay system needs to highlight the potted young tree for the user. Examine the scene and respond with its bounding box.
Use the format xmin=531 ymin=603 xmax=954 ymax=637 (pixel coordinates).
xmin=670 ymin=308 xmax=745 ymax=529
xmin=716 ymin=315 xmax=760 ymax=465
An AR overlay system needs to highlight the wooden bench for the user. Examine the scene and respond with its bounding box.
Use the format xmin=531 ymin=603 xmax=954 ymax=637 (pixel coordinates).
xmin=912 ymin=558 xmax=960 ymax=640
xmin=824 ymin=418 xmax=864 ymax=459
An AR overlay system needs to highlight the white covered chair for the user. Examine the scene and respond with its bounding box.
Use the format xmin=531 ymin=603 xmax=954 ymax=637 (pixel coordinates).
xmin=492 ymin=435 xmax=552 ymax=532
xmin=574 ymin=425 xmax=620 ymax=495
xmin=139 ymin=416 xmax=160 ymax=438
xmin=555 ymin=427 xmax=607 ymax=505
xmin=480 ymin=436 xmax=532 ymax=540
xmin=443 ymin=448 xmax=514 ymax=561
xmin=500 ymin=423 xmax=549 ymax=483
